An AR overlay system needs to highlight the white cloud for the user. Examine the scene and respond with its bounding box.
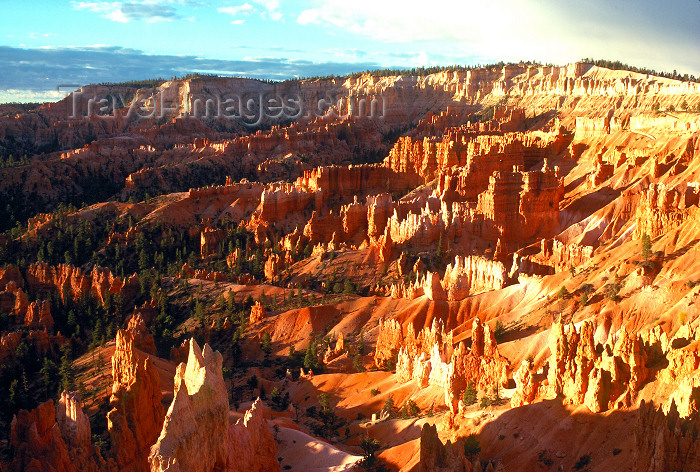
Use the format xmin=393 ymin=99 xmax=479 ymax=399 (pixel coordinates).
xmin=218 ymin=3 xmax=255 ymax=16
xmin=230 ymin=19 xmax=246 ymax=25
xmin=251 ymin=0 xmax=281 ymax=21
xmin=0 ymin=89 xmax=66 ymax=104
xmin=295 ymin=0 xmax=700 ymax=75
xmin=29 ymin=32 xmax=57 ymax=39
xmin=72 ymin=1 xmax=182 ymax=23
xmin=105 ymin=8 xmax=128 ymax=22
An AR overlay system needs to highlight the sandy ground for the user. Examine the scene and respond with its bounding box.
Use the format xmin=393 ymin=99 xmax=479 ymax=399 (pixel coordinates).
xmin=276 ymin=426 xmax=362 ymax=472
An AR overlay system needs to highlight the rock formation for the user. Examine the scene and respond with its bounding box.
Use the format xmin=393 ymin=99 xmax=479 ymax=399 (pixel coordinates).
xmin=148 ymin=339 xmax=279 ymax=472
xmin=385 ymin=318 xmax=509 ymax=412
xmin=512 ymin=320 xmax=650 ymax=412
xmin=227 ymin=398 xmax=280 ymax=472
xmin=442 ymin=256 xmax=507 ymax=299
xmin=9 ymin=394 xmax=108 ymax=472
xmin=634 ymin=400 xmax=700 ymax=472
xmin=27 ymin=262 xmax=139 ymax=305
xmin=419 ymin=423 xmax=503 ymax=472
xmin=9 ymin=399 xmax=76 ymax=472
xmin=634 ymin=183 xmax=699 ymax=239
xmin=249 ymin=301 xmax=265 ymax=324
xmin=108 ymin=328 xmax=164 ymax=472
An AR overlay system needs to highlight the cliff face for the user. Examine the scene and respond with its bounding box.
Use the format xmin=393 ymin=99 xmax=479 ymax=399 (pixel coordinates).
xmin=634 ymin=183 xmax=700 ymax=239
xmin=475 ymin=166 xmax=561 ymax=242
xmin=9 ymin=399 xmax=76 ymax=472
xmin=509 ymin=320 xmax=649 ymax=411
xmin=107 ymin=328 xmax=164 ymax=472
xmin=26 ymin=262 xmax=139 ymax=305
xmin=387 ymin=127 xmax=563 ymax=192
xmin=149 ymin=339 xmax=230 ymax=472
xmin=382 ymin=318 xmax=509 ymax=412
xmin=510 ymin=320 xmax=700 ymax=415
xmin=419 ymin=423 xmax=503 ymax=472
xmin=9 ymin=393 xmax=108 ymax=472
xmin=442 ymin=256 xmax=507 ymax=299
xmin=148 ymin=339 xmax=279 ymax=472
xmin=634 ymin=400 xmax=700 ymax=472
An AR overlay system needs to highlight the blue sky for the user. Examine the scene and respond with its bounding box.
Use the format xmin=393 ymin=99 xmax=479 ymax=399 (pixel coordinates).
xmin=1 ymin=0 xmax=699 ymax=102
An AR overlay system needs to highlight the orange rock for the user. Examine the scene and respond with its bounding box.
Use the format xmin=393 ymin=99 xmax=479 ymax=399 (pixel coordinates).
xmin=9 ymin=395 xmax=108 ymax=472
xmin=24 ymin=300 xmax=54 ymax=331
xmin=201 ymin=226 xmax=225 ymax=259
xmin=511 ymin=360 xmax=537 ymax=408
xmin=107 ymin=328 xmax=164 ymax=472
xmin=56 ymin=391 xmax=100 ymax=471
xmin=9 ymin=399 xmax=75 ymax=472
xmin=149 ymin=339 xmax=280 ymax=472
xmin=392 ymin=318 xmax=508 ymax=412
xmin=634 ymin=400 xmax=700 ymax=471
xmin=249 ymin=301 xmax=265 ymax=324
xmin=228 ymin=398 xmax=280 ymax=472
xmin=26 ymin=262 xmax=139 ymax=306
xmin=263 ymin=253 xmax=282 ymax=281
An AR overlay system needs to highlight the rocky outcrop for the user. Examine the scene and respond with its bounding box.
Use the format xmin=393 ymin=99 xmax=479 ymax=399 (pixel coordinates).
xmin=125 ymin=312 xmax=157 ymax=355
xmin=0 ymin=281 xmax=28 ymax=319
xmin=367 ymin=193 xmax=393 ymax=240
xmin=442 ymin=256 xmax=507 ymax=299
xmin=476 ymin=166 xmax=561 ymax=242
xmin=0 ymin=265 xmax=23 ymax=289
xmin=323 ymin=332 xmax=345 ymax=364
xmin=178 ymin=263 xmax=228 ymax=282
xmin=148 ymin=339 xmax=279 ymax=472
xmin=9 ymin=394 xmax=108 ymax=472
xmin=263 ymin=253 xmax=282 ymax=280
xmin=374 ymin=318 xmax=404 ymax=368
xmin=26 ymin=262 xmax=139 ymax=306
xmin=391 ymin=318 xmax=509 ymax=412
xmin=634 ymin=183 xmax=700 ymax=239
xmin=634 ymin=400 xmax=700 ymax=472
xmin=56 ymin=391 xmax=100 ymax=471
xmin=249 ymin=301 xmax=265 ymax=324
xmin=9 ymin=399 xmax=76 ymax=472
xmin=108 ymin=328 xmax=164 ymax=472
xmin=510 ymin=361 xmax=538 ymax=408
xmin=419 ymin=423 xmax=502 ymax=472
xmin=513 ymin=321 xmax=649 ymax=412
xmin=389 ymin=256 xmax=506 ymax=302
xmin=25 ymin=300 xmax=54 ymax=331
xmin=149 ymin=339 xmax=230 ymax=472
xmin=200 ymin=227 xmax=225 ymax=259
xmin=227 ymin=398 xmax=280 ymax=472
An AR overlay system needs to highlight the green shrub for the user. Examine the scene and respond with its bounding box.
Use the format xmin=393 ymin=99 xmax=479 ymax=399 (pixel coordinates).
xmin=383 ymin=395 xmax=395 ymax=417
xmin=463 ymin=434 xmax=481 ymax=460
xmin=641 ymin=233 xmax=652 ymax=261
xmin=494 ymin=321 xmax=506 ymax=342
xmin=463 ymin=381 xmax=477 ymax=405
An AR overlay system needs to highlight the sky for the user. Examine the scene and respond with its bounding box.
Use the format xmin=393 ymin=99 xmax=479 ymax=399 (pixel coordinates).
xmin=1 ymin=0 xmax=699 ymax=103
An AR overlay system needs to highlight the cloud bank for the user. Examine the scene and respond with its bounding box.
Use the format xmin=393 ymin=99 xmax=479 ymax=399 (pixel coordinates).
xmin=0 ymin=45 xmax=382 ymax=102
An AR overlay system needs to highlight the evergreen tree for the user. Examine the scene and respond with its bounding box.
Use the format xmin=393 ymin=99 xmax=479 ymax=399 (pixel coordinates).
xmin=642 ymin=233 xmax=652 ymax=261
xmin=304 ymin=337 xmax=319 ymax=371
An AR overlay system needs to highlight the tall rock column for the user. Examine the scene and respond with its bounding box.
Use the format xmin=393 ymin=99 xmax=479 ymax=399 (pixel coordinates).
xmin=149 ymin=339 xmax=230 ymax=471
xmin=148 ymin=339 xmax=280 ymax=472
xmin=107 ymin=328 xmax=165 ymax=472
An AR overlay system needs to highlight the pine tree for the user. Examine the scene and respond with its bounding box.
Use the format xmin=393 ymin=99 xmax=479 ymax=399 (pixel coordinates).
xmin=304 ymin=337 xmax=319 ymax=370
xmin=642 ymin=233 xmax=652 ymax=261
